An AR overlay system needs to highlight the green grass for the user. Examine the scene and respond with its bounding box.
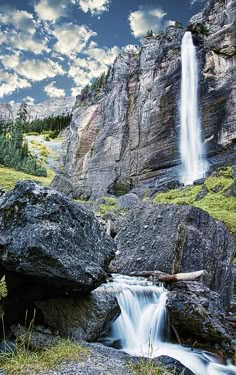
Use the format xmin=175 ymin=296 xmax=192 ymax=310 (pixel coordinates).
xmin=0 ymin=165 xmax=54 ymax=191
xmin=153 ymin=168 xmax=236 ymax=233
xmin=0 ymin=339 xmax=88 ymax=375
xmin=130 ymin=360 xmax=176 ymax=375
xmin=99 ymin=196 xmax=118 ymax=216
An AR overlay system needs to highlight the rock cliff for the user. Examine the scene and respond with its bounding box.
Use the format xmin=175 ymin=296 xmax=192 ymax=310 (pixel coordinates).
xmin=55 ymin=0 xmax=235 ymax=199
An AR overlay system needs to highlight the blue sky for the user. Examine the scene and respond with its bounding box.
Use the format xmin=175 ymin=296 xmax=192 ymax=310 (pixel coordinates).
xmin=0 ymin=0 xmax=206 ymax=104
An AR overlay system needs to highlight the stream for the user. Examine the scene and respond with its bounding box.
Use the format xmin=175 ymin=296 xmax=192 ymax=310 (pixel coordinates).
xmin=102 ymin=275 xmax=236 ymax=375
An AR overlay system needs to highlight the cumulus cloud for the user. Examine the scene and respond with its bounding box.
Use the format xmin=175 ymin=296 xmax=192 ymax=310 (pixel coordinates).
xmin=85 ymin=45 xmax=120 ymax=65
xmin=0 ymin=70 xmax=31 ymax=98
xmin=68 ymin=45 xmax=119 ymax=88
xmin=44 ymin=81 xmax=65 ymax=97
xmin=52 ymin=23 xmax=96 ymax=58
xmin=0 ymin=53 xmax=21 ymax=70
xmin=129 ymin=5 xmax=174 ymax=38
xmin=0 ymin=6 xmax=49 ymax=54
xmin=35 ymin=0 xmax=69 ymax=21
xmin=79 ymin=0 xmax=111 ymax=15
xmin=0 ymin=7 xmax=35 ymax=35
xmin=15 ymin=59 xmax=65 ymax=81
xmin=24 ymin=96 xmax=35 ymax=105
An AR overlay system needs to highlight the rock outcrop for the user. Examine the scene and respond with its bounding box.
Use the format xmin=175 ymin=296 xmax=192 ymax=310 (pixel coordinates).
xmin=166 ymin=281 xmax=233 ymax=346
xmin=0 ymin=181 xmax=115 ymax=293
xmin=53 ymin=0 xmax=236 ymax=198
xmin=111 ymin=204 xmax=235 ymax=307
xmin=36 ymin=285 xmax=120 ymax=342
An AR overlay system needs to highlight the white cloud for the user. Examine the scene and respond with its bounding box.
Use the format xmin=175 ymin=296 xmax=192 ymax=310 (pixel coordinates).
xmin=190 ymin=0 xmax=205 ymax=5
xmin=15 ymin=59 xmax=65 ymax=81
xmin=0 ymin=8 xmax=35 ymax=35
xmin=79 ymin=0 xmax=111 ymax=15
xmin=44 ymin=81 xmax=65 ymax=97
xmin=35 ymin=0 xmax=68 ymax=21
xmin=85 ymin=45 xmax=120 ymax=65
xmin=129 ymin=5 xmax=174 ymax=38
xmin=71 ymin=86 xmax=81 ymax=96
xmin=52 ymin=23 xmax=96 ymax=58
xmin=24 ymin=96 xmax=35 ymax=105
xmin=0 ymin=53 xmax=21 ymax=69
xmin=0 ymin=70 xmax=31 ymax=98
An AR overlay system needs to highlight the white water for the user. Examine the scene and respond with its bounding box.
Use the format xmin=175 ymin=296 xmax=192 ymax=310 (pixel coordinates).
xmin=104 ymin=274 xmax=236 ymax=375
xmin=180 ymin=31 xmax=207 ymax=185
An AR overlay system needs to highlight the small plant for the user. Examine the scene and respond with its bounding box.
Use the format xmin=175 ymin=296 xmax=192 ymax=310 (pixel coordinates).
xmin=43 ymin=135 xmax=50 ymax=142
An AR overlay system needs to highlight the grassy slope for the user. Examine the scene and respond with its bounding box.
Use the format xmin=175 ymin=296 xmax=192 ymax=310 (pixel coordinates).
xmin=153 ymin=168 xmax=236 ymax=233
xmin=0 ymin=165 xmax=54 ymax=191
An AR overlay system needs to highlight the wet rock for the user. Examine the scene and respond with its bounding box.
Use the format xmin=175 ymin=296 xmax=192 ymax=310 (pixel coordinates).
xmin=36 ymin=285 xmax=120 ymax=342
xmin=193 ymin=177 xmax=206 ymax=185
xmin=112 ymin=204 xmax=235 ymax=307
xmin=195 ymin=185 xmax=208 ymax=201
xmin=224 ymin=181 xmax=236 ymax=197
xmin=118 ymin=193 xmax=139 ymax=209
xmin=166 ymin=281 xmax=233 ymax=346
xmin=157 ymin=356 xmax=195 ymax=375
xmin=0 ymin=181 xmax=115 ymax=293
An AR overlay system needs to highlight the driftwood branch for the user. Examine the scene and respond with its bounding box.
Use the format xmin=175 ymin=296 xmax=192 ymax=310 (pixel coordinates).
xmin=129 ymin=270 xmax=208 ymax=283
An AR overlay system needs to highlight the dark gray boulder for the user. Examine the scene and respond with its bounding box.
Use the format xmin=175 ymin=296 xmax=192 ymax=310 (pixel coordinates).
xmin=36 ymin=285 xmax=120 ymax=342
xmin=0 ymin=181 xmax=115 ymax=293
xmin=50 ymin=174 xmax=74 ymax=197
xmin=166 ymin=281 xmax=233 ymax=346
xmin=117 ymin=193 xmax=139 ymax=209
xmin=111 ymin=204 xmax=235 ymax=307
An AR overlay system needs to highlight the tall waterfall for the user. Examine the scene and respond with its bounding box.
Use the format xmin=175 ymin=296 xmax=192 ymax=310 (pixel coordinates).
xmin=103 ymin=274 xmax=236 ymax=375
xmin=180 ymin=31 xmax=207 ymax=185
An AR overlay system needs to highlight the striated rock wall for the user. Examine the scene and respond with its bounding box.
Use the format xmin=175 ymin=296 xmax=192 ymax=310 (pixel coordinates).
xmin=58 ymin=0 xmax=236 ymax=198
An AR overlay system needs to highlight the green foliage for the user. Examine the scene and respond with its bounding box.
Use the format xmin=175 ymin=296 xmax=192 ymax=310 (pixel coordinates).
xmin=153 ymin=169 xmax=236 ymax=233
xmin=0 ymin=339 xmax=88 ymax=375
xmin=130 ymin=360 xmax=175 ymax=375
xmin=17 ymin=102 xmax=28 ymax=124
xmin=0 ymin=276 xmax=8 ymax=300
xmin=0 ymin=165 xmax=54 ymax=191
xmin=80 ymin=70 xmax=110 ymax=100
xmin=0 ymin=121 xmax=47 ymax=177
xmin=25 ymin=115 xmax=71 ymax=136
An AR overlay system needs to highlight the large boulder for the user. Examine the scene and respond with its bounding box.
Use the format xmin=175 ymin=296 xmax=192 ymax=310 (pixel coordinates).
xmin=36 ymin=285 xmax=120 ymax=342
xmin=0 ymin=181 xmax=115 ymax=293
xmin=166 ymin=281 xmax=233 ymax=347
xmin=111 ymin=204 xmax=235 ymax=307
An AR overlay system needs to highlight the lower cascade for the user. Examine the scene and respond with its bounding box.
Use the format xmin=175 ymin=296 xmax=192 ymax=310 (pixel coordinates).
xmin=103 ymin=275 xmax=236 ymax=375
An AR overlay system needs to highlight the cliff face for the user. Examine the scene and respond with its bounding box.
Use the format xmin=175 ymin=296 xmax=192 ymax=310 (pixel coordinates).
xmin=60 ymin=0 xmax=236 ymax=198
xmin=0 ymin=97 xmax=75 ymax=123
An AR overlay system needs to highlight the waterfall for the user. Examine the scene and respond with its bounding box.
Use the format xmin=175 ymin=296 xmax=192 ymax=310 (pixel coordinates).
xmin=103 ymin=274 xmax=236 ymax=375
xmin=180 ymin=31 xmax=207 ymax=185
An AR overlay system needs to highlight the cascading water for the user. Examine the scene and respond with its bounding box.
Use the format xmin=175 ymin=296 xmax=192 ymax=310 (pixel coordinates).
xmin=180 ymin=31 xmax=207 ymax=185
xmin=103 ymin=274 xmax=236 ymax=375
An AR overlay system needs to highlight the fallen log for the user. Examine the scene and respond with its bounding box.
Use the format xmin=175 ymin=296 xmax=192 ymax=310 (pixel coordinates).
xmin=129 ymin=270 xmax=208 ymax=283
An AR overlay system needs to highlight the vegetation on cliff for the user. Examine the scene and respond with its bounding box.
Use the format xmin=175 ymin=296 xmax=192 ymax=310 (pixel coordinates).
xmin=153 ymin=168 xmax=236 ymax=233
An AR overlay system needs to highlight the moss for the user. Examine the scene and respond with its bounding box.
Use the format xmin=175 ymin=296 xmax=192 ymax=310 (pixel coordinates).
xmin=152 ymin=169 xmax=236 ymax=233
xmin=153 ymin=185 xmax=202 ymax=205
xmin=0 ymin=339 xmax=88 ymax=375
xmin=0 ymin=165 xmax=54 ymax=191
xmin=129 ymin=360 xmax=175 ymax=375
